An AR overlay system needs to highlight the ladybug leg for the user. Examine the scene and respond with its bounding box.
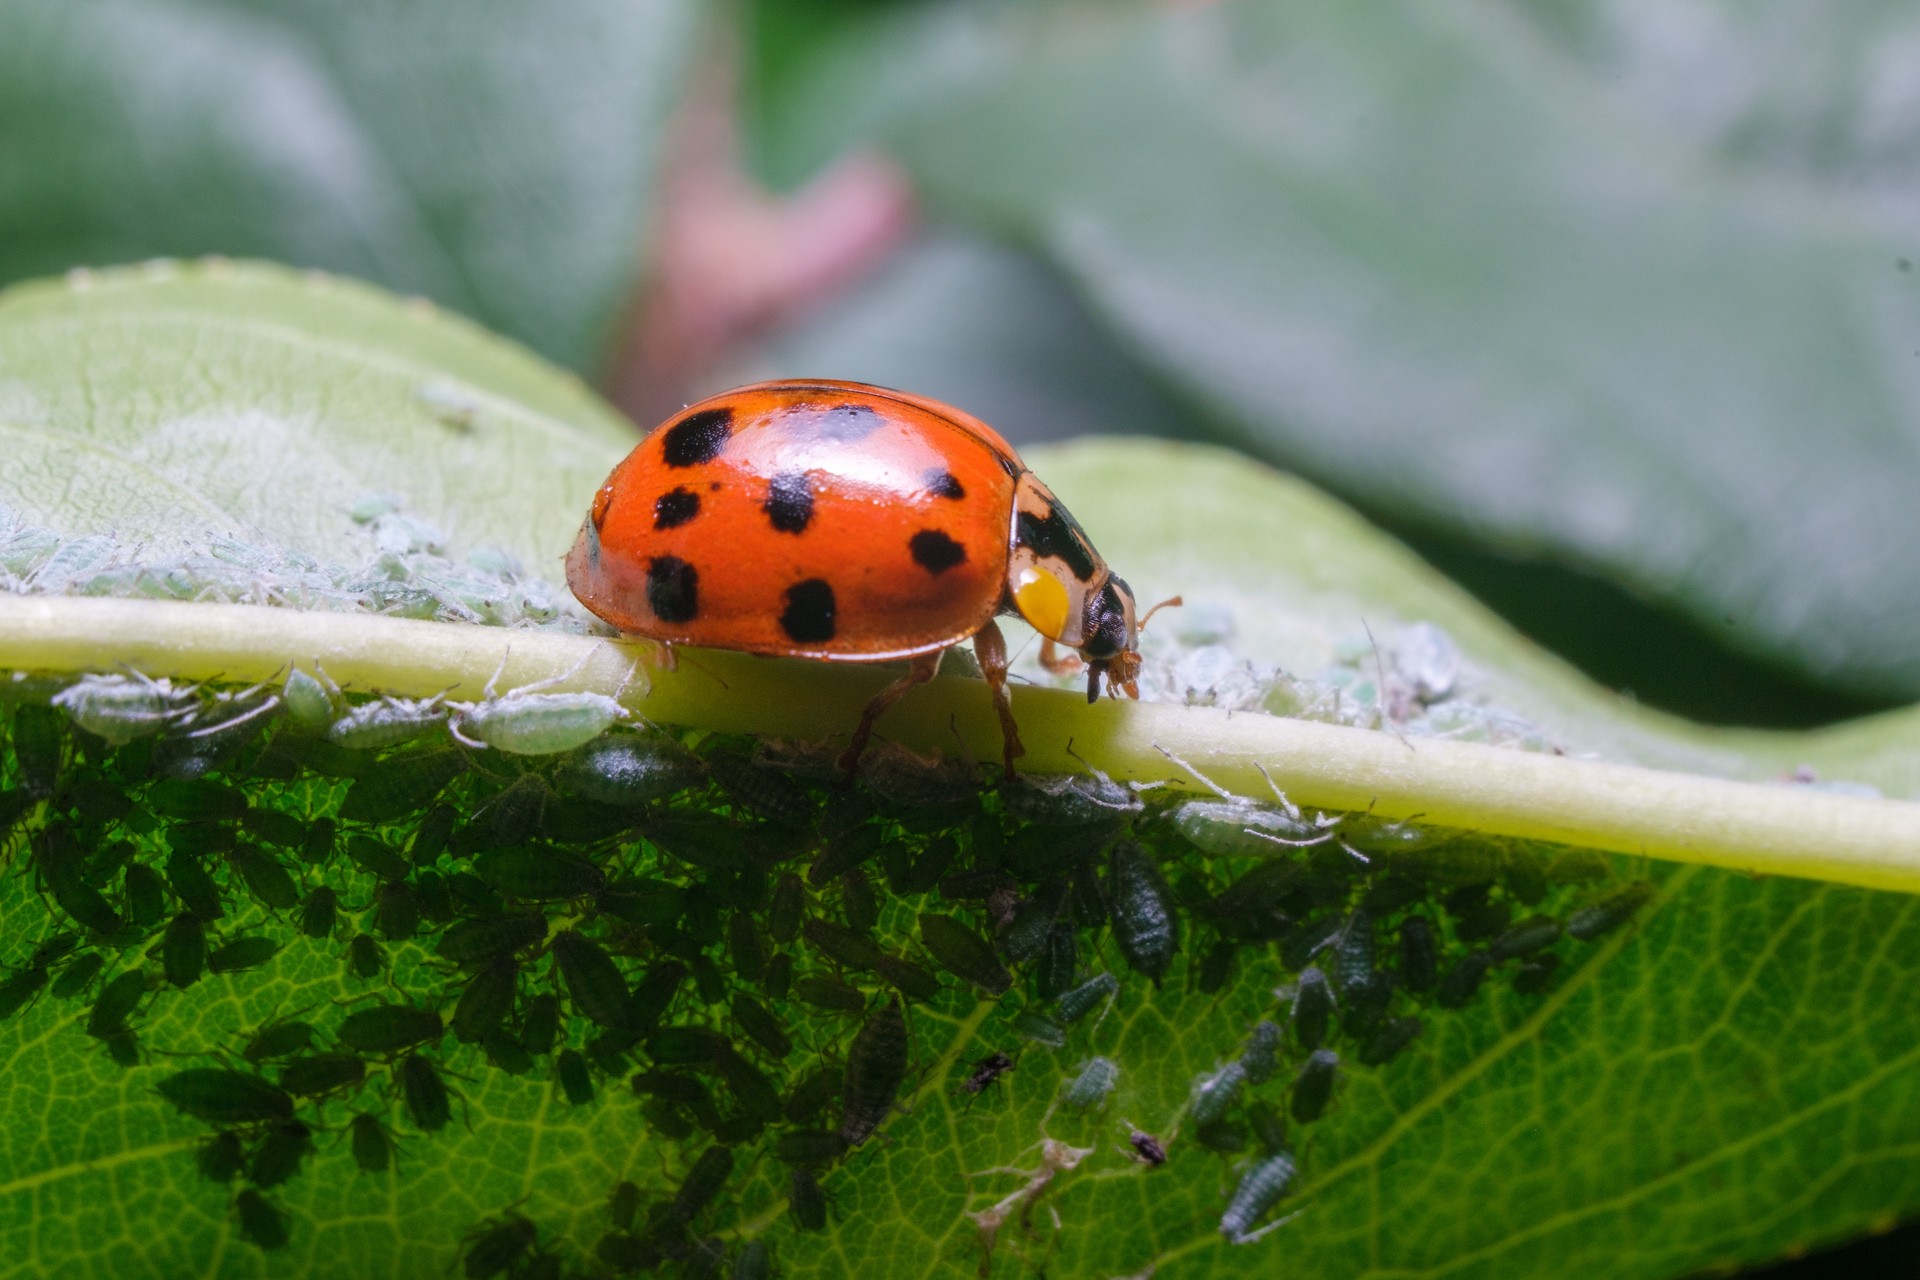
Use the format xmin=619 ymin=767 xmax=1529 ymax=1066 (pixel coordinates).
xmin=837 ymin=650 xmax=944 ymax=776
xmin=973 ymin=619 xmax=1026 ymax=779
xmin=1038 ymin=638 xmax=1084 ymax=678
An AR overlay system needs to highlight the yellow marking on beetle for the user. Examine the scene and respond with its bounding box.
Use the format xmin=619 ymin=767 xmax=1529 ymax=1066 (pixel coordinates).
xmin=1014 ymin=566 xmax=1071 ymax=641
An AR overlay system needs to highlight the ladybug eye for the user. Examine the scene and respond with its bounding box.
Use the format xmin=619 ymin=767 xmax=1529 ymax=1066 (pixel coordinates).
xmin=1014 ymin=566 xmax=1071 ymax=641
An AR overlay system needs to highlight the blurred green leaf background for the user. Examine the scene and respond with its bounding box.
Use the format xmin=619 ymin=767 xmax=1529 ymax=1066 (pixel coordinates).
xmin=3 ymin=2 xmax=1919 ymax=1272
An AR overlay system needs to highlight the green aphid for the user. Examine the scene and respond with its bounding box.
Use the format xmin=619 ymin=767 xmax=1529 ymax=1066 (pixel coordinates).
xmin=32 ymin=824 xmax=122 ymax=934
xmin=248 ymin=1120 xmax=313 ymax=1189
xmin=560 ymin=734 xmax=700 ymax=807
xmin=195 ymin=1131 xmax=245 ymax=1184
xmin=763 ymin=952 xmax=794 ymax=1003
xmin=299 ymin=817 xmax=337 ymax=867
xmin=239 ymin=807 xmax=305 ymax=851
xmin=163 ymin=850 xmax=223 ymax=921
xmin=671 ymin=1147 xmax=735 ymax=1224
xmin=1219 ymin=1152 xmax=1296 ymax=1245
xmin=607 ymin=1180 xmax=640 ymax=1231
xmin=726 ymin=911 xmax=766 ymax=985
xmin=1063 ymin=1056 xmax=1119 ymax=1111
xmin=278 ymin=1052 xmax=366 ymax=1097
xmin=917 ymin=912 xmax=1011 ymax=994
xmin=226 ymin=844 xmax=299 ymax=911
xmin=710 ymin=753 xmax=814 ymax=822
xmin=839 ymin=998 xmax=908 ymax=1147
xmin=1106 ymin=841 xmax=1177 ymax=983
xmin=1358 ymin=1016 xmax=1424 ymax=1067
xmin=340 ymin=1004 xmax=444 ymax=1056
xmin=208 ymin=937 xmax=280 ymax=975
xmin=160 ymin=913 xmax=206 ymax=988
xmin=718 ymin=1048 xmax=783 ymax=1123
xmin=11 ymin=703 xmax=63 ymax=796
xmin=454 ymin=957 xmax=518 ymax=1044
xmin=1279 ymin=914 xmax=1342 ymax=970
xmin=243 ymin=1019 xmax=315 ymax=1064
xmin=1198 ymin=939 xmax=1237 ymax=994
xmin=451 ymin=684 xmax=624 ymax=757
xmin=1010 ymin=1010 xmax=1066 ymax=1049
xmin=460 ymin=1214 xmax=537 ymax=1279
xmin=840 ymin=868 xmax=880 ymax=935
xmin=1055 ymin=972 xmax=1118 ymax=1024
xmin=344 ymin=834 xmax=409 ymax=882
xmin=1239 ymin=1020 xmax=1284 ymax=1085
xmin=234 ymin=1189 xmax=290 ymax=1252
xmin=484 ymin=1026 xmax=535 ymax=1075
xmin=399 ymin=1054 xmax=450 ymax=1132
xmin=518 ymin=992 xmax=561 ymax=1058
xmin=86 ymin=969 xmax=148 ymax=1038
xmin=474 ymin=845 xmax=604 ymax=901
xmin=346 ymin=933 xmax=386 ymax=980
xmin=146 ymin=778 xmax=246 ymax=822
xmin=731 ymin=995 xmax=792 ymax=1060
xmin=774 ymin=1128 xmax=846 ymax=1166
xmin=766 ymin=873 xmax=805 ymax=945
xmin=436 ymin=913 xmax=547 ymax=969
xmin=553 ymin=930 xmax=636 ymax=1031
xmin=50 ymin=952 xmax=105 ymax=1000
xmin=557 ymin=1048 xmax=595 ymax=1106
xmin=1189 ymin=1061 xmax=1249 ymax=1127
xmin=782 ymin=1067 xmax=838 ymax=1125
xmin=646 ymin=1026 xmax=730 ymax=1066
xmin=1172 ymin=798 xmax=1321 ymax=859
xmin=1398 ymin=915 xmax=1438 ymax=993
xmin=1567 ymin=883 xmax=1654 ymax=941
xmin=789 ymin=1167 xmax=828 ymax=1232
xmin=326 ymin=695 xmax=447 ymax=752
xmin=121 ymin=864 xmax=166 ymax=928
xmin=794 ymin=975 xmax=866 ymax=1015
xmin=1434 ymin=950 xmax=1493 ymax=1009
xmin=371 ymin=880 xmax=421 ymax=942
xmin=1290 ymin=1050 xmax=1338 ymax=1125
xmin=52 ymin=672 xmax=194 ymax=745
xmin=1489 ymin=914 xmax=1562 ymax=961
xmin=630 ymin=959 xmax=688 ymax=1029
xmin=873 ymin=954 xmax=940 ymax=1003
xmin=281 ymin=667 xmax=335 ymax=731
xmin=1511 ymin=953 xmax=1562 ymax=996
xmin=1545 ymin=849 xmax=1612 ymax=885
xmin=0 ymin=967 xmax=49 ymax=1021
xmin=157 ymin=1068 xmax=293 ymax=1125
xmin=297 ymin=887 xmax=338 ymax=941
xmin=349 ymin=1111 xmax=395 ymax=1174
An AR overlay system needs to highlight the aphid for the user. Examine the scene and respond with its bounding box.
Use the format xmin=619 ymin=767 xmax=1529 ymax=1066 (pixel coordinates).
xmin=234 ymin=1189 xmax=290 ymax=1251
xmin=248 ymin=1120 xmax=313 ymax=1188
xmin=196 ymin=1130 xmax=245 ymax=1183
xmin=1239 ymin=1020 xmax=1284 ymax=1085
xmin=411 ymin=870 xmax=454 ymax=925
xmin=146 ymin=778 xmax=247 ymax=821
xmin=339 ymin=1004 xmax=444 ymax=1056
xmin=632 ymin=1070 xmax=722 ymax=1126
xmin=1061 ymin=1056 xmax=1119 ymax=1111
xmin=1358 ymin=1016 xmax=1424 ymax=1067
xmin=1290 ymin=1050 xmax=1338 ymax=1124
xmin=839 ymin=997 xmax=909 ymax=1146
xmin=672 ymin=1147 xmax=735 ymax=1224
xmin=160 ymin=912 xmax=206 ymax=988
xmin=349 ymin=1111 xmax=396 ymax=1173
xmin=300 ymin=818 xmax=337 ymax=866
xmin=840 ymin=867 xmax=880 ymax=935
xmin=518 ymin=991 xmax=561 ymax=1057
xmin=553 ymin=930 xmax=636 ymax=1030
xmin=760 ymin=952 xmax=794 ymax=1003
xmin=100 ymin=1027 xmax=140 ymax=1067
xmin=242 ymin=1019 xmax=315 ymax=1064
xmin=1197 ymin=939 xmax=1237 ymax=994
xmin=802 ymin=918 xmax=882 ymax=972
xmin=872 ymin=954 xmax=940 ymax=1003
xmin=1434 ymin=950 xmax=1494 ymax=1009
xmin=961 ymin=1051 xmax=1015 ymax=1096
xmin=557 ymin=1048 xmax=595 ymax=1106
xmin=1567 ymin=883 xmax=1654 ymax=941
xmin=1335 ymin=909 xmax=1375 ymax=993
xmin=31 ymin=824 xmax=122 ymax=934
xmin=916 ymin=912 xmax=1011 ymax=994
xmin=1010 ymin=1010 xmax=1066 ymax=1048
xmin=156 ymin=1068 xmax=293 ymax=1125
xmin=1189 ymin=1061 xmax=1248 ymax=1127
xmin=560 ymin=734 xmax=700 ymax=807
xmin=1055 ymin=972 xmax=1119 ymax=1025
xmin=347 ymin=933 xmax=387 ymax=980
xmin=1247 ymin=1101 xmax=1288 ymax=1156
xmin=240 ymin=806 xmax=305 ymax=851
xmin=566 ymin=380 xmax=1175 ymax=776
xmin=1545 ymin=849 xmax=1613 ymax=884
xmin=631 ymin=959 xmax=689 ymax=1029
xmin=164 ymin=823 xmax=234 ymax=858
xmin=1128 ymin=1130 xmax=1168 ymax=1167
xmin=717 ymin=1047 xmax=783 ymax=1123
xmin=207 ymin=936 xmax=280 ymax=974
xmin=86 ymin=969 xmax=148 ymax=1038
xmin=1489 ymin=914 xmax=1562 ymax=961
xmin=484 ymin=1027 xmax=536 ymax=1075
xmin=51 ymin=672 xmax=194 ymax=744
xmin=1219 ymin=1151 xmax=1297 ymax=1244
xmin=710 ymin=753 xmax=815 ymax=822
xmin=1287 ymin=966 xmax=1336 ymax=1052
xmin=646 ymin=1026 xmax=730 ymax=1066
xmin=473 ymin=845 xmax=605 ymax=901
xmin=1500 ymin=843 xmax=1551 ymax=906
xmin=898 ymin=835 xmax=960 ymax=896
xmin=1454 ymin=898 xmax=1511 ymax=943
xmin=369 ymin=880 xmax=421 ymax=942
xmin=1106 ymin=842 xmax=1177 ymax=982
xmin=773 ymin=1128 xmax=847 ymax=1167
xmin=344 ymin=834 xmax=410 ymax=883
xmin=121 ymin=864 xmax=166 ymax=928
xmin=1279 ymin=915 xmax=1343 ymax=970
xmin=1398 ymin=915 xmax=1439 ymax=994
xmin=278 ymin=1051 xmax=367 ymax=1098
xmin=445 ymin=870 xmax=505 ymax=917
xmin=436 ymin=912 xmax=548 ymax=969
xmin=326 ymin=693 xmax=448 ymax=752
xmin=0 ymin=967 xmax=49 ymax=1021
xmin=731 ymin=995 xmax=792 ymax=1060
xmin=1511 ymin=953 xmax=1562 ymax=995
xmin=162 ymin=850 xmax=223 ymax=921
xmin=793 ymin=976 xmax=866 ymax=1014
xmin=11 ymin=703 xmax=63 ymax=795
xmin=449 ymin=664 xmax=628 ymax=756
xmin=288 ymin=887 xmax=336 ymax=942
xmin=733 ymin=1238 xmax=774 ymax=1280
xmin=399 ymin=1053 xmax=451 ymax=1132
xmin=454 ymin=957 xmax=519 ymax=1044
xmin=281 ymin=667 xmax=335 ymax=731
xmin=789 ymin=1167 xmax=828 ymax=1231
xmin=460 ymin=1214 xmax=537 ymax=1278
xmin=805 ymin=824 xmax=885 ymax=889
xmin=49 ymin=951 xmax=105 ymax=1000
xmin=607 ymin=1180 xmax=641 ymax=1232
xmin=766 ymin=872 xmax=805 ymax=945
xmin=1195 ymin=1119 xmax=1248 ymax=1152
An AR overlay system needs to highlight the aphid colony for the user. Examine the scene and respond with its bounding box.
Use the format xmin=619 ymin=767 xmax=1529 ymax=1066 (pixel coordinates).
xmin=0 ymin=672 xmax=1653 ymax=1270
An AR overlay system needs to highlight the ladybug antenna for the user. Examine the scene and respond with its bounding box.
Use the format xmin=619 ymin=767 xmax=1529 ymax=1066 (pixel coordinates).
xmin=1136 ymin=595 xmax=1183 ymax=634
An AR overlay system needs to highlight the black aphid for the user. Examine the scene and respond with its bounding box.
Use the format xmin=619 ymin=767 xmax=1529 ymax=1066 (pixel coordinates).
xmin=278 ymin=1052 xmax=366 ymax=1097
xmin=557 ymin=1049 xmax=595 ymax=1106
xmin=461 ymin=1214 xmax=537 ymax=1278
xmin=767 ymin=872 xmax=805 ymax=944
xmin=350 ymin=1111 xmax=395 ymax=1173
xmin=793 ymin=975 xmax=865 ymax=1014
xmin=248 ymin=1120 xmax=313 ymax=1189
xmin=340 ymin=1004 xmax=444 ymax=1055
xmin=1358 ymin=1016 xmax=1424 ymax=1067
xmin=1434 ymin=950 xmax=1493 ymax=1009
xmin=960 ymin=1051 xmax=1014 ymax=1096
xmin=774 ymin=1129 xmax=846 ymax=1166
xmin=50 ymin=952 xmax=104 ymax=1000
xmin=228 ymin=843 xmax=300 ymax=910
xmin=630 ymin=960 xmax=688 ymax=1030
xmin=873 ymin=954 xmax=940 ymax=1003
xmin=122 ymin=865 xmax=166 ymax=928
xmin=1398 ymin=915 xmax=1438 ymax=993
xmin=717 ymin=1048 xmax=782 ymax=1124
xmin=1511 ymin=953 xmax=1562 ymax=995
xmin=196 ymin=1131 xmax=244 ymax=1183
xmin=399 ymin=1054 xmax=450 ymax=1132
xmin=731 ymin=995 xmax=792 ymax=1060
xmin=789 ymin=1167 xmax=828 ymax=1231
xmin=298 ymin=887 xmax=339 ymax=940
xmin=161 ymin=912 xmax=206 ymax=989
xmin=474 ymin=846 xmax=605 ymax=901
xmin=1567 ymin=883 xmax=1653 ymax=941
xmin=242 ymin=1019 xmax=315 ymax=1064
xmin=1106 ymin=842 xmax=1177 ymax=982
xmin=1128 ymin=1131 xmax=1168 ymax=1167
xmin=1290 ymin=1049 xmax=1338 ymax=1124
xmin=802 ymin=918 xmax=882 ymax=972
xmin=839 ymin=998 xmax=908 ymax=1146
xmin=553 ymin=930 xmax=637 ymax=1031
xmin=436 ymin=913 xmax=547 ymax=969
xmin=156 ymin=1068 xmax=293 ymax=1125
xmin=519 ymin=992 xmax=561 ymax=1058
xmin=346 ymin=933 xmax=386 ymax=980
xmin=1290 ymin=966 xmax=1335 ymax=1052
xmin=235 ymin=1189 xmax=289 ymax=1251
xmin=672 ymin=1147 xmax=735 ymax=1223
xmin=373 ymin=880 xmax=422 ymax=941
xmin=344 ymin=834 xmax=410 ymax=882
xmin=917 ymin=912 xmax=1011 ymax=993
xmin=163 ymin=850 xmax=223 ymax=922
xmin=454 ymin=957 xmax=519 ymax=1044
xmin=207 ymin=937 xmax=280 ymax=974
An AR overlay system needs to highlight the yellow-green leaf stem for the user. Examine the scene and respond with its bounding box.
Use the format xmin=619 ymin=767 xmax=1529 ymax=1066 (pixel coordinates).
xmin=8 ymin=594 xmax=1919 ymax=895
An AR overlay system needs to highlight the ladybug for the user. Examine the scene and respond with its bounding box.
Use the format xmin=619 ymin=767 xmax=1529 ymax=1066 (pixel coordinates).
xmin=566 ymin=380 xmax=1176 ymax=774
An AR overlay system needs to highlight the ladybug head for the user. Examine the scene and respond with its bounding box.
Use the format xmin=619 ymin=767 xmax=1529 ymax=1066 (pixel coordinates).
xmin=1082 ymin=578 xmax=1182 ymax=704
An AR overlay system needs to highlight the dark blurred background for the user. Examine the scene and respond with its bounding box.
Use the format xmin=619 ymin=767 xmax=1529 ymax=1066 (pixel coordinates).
xmin=1 ymin=3 xmax=1915 ymax=1270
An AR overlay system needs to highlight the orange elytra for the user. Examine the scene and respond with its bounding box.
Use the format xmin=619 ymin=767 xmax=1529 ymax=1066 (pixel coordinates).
xmin=565 ymin=380 xmax=1176 ymax=774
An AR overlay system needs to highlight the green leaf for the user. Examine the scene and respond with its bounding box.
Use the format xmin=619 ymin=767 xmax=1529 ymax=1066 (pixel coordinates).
xmin=747 ymin=0 xmax=1920 ymax=699
xmin=0 ymin=0 xmax=697 ymax=369
xmin=3 ymin=263 xmax=1920 ymax=1280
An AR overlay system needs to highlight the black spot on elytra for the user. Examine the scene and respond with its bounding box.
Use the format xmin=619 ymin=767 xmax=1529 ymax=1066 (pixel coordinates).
xmin=780 ymin=579 xmax=836 ymax=644
xmin=764 ymin=471 xmax=814 ymax=534
xmin=1015 ymin=505 xmax=1098 ymax=582
xmin=909 ymin=530 xmax=966 ymax=575
xmin=646 ymin=557 xmax=698 ymax=623
xmin=653 ymin=488 xmax=700 ymax=530
xmin=924 ymin=469 xmax=965 ymax=500
xmin=660 ymin=408 xmax=733 ymax=468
